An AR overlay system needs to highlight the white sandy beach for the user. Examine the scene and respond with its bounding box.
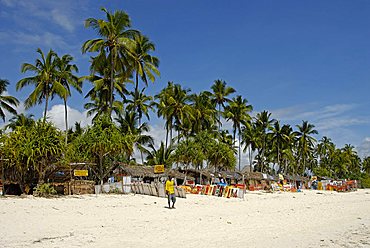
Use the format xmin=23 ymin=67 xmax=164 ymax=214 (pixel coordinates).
xmin=1 ymin=189 xmax=370 ymax=248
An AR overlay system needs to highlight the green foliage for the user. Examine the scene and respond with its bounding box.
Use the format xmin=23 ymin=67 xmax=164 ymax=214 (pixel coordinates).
xmin=34 ymin=183 xmax=57 ymax=197
xmin=77 ymin=115 xmax=135 ymax=183
xmin=360 ymin=174 xmax=370 ymax=188
xmin=1 ymin=120 xmax=64 ymax=183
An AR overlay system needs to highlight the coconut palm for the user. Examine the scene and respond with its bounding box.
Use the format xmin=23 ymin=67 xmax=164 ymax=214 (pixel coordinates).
xmin=224 ymin=95 xmax=252 ymax=171
xmin=55 ymin=54 xmax=81 ymax=145
xmin=269 ymin=121 xmax=293 ymax=173
xmin=5 ymin=113 xmax=34 ymax=131
xmin=144 ymin=141 xmax=175 ymax=168
xmin=155 ymin=82 xmax=175 ymax=149
xmin=0 ymin=79 xmax=19 ymax=122
xmin=82 ymin=7 xmax=137 ymax=114
xmin=254 ymin=111 xmax=275 ymax=172
xmin=241 ymin=122 xmax=259 ymax=172
xmin=127 ymin=33 xmax=160 ymax=93
xmin=211 ymin=79 xmax=235 ymax=130
xmin=125 ymin=88 xmax=154 ymax=125
xmin=189 ymin=91 xmax=217 ymax=134
xmin=17 ymin=48 xmax=64 ymax=121
xmin=294 ymin=120 xmax=318 ymax=175
xmin=115 ymin=111 xmax=154 ymax=164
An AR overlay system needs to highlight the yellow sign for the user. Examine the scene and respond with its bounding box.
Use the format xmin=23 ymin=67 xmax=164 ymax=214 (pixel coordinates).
xmin=154 ymin=165 xmax=165 ymax=174
xmin=74 ymin=170 xmax=88 ymax=177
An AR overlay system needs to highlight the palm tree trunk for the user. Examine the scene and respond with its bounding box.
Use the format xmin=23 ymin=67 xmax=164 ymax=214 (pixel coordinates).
xmin=43 ymin=94 xmax=49 ymax=122
xmin=64 ymin=99 xmax=68 ymax=146
xmin=1 ymin=160 xmax=5 ymax=196
xmin=238 ymin=130 xmax=241 ymax=171
xmin=165 ymin=125 xmax=169 ymax=150
xmin=109 ymin=48 xmax=115 ymax=115
xmin=218 ymin=104 xmax=221 ymax=131
xmin=135 ymin=71 xmax=139 ymax=94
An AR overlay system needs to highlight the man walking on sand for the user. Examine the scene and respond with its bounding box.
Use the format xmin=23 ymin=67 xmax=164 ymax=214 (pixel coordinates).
xmin=165 ymin=177 xmax=176 ymax=209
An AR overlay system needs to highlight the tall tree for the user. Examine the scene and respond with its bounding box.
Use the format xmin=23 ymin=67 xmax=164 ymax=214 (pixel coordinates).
xmin=55 ymin=54 xmax=82 ymax=145
xmin=125 ymin=88 xmax=154 ymax=126
xmin=127 ymin=33 xmax=160 ymax=93
xmin=0 ymin=79 xmax=19 ymax=122
xmin=17 ymin=48 xmax=63 ymax=121
xmin=115 ymin=111 xmax=154 ymax=164
xmin=254 ymin=111 xmax=275 ymax=172
xmin=224 ymin=95 xmax=252 ymax=171
xmin=82 ymin=7 xmax=137 ymax=115
xmin=211 ymin=79 xmax=235 ymax=130
xmin=294 ymin=120 xmax=318 ymax=175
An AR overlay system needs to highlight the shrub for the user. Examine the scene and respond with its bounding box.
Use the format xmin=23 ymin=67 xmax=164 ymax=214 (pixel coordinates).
xmin=34 ymin=183 xmax=57 ymax=197
xmin=360 ymin=174 xmax=370 ymax=188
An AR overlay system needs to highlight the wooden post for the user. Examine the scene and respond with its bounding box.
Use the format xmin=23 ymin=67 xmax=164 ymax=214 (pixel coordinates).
xmin=1 ymin=160 xmax=5 ymax=196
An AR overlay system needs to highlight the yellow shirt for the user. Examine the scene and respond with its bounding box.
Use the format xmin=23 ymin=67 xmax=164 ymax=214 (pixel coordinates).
xmin=166 ymin=180 xmax=175 ymax=194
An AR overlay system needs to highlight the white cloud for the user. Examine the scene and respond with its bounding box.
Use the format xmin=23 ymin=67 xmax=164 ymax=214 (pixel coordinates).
xmin=0 ymin=31 xmax=69 ymax=49
xmin=3 ymin=1 xmax=81 ymax=32
xmin=357 ymin=137 xmax=370 ymax=159
xmin=51 ymin=9 xmax=75 ymax=32
xmin=46 ymin=104 xmax=92 ymax=130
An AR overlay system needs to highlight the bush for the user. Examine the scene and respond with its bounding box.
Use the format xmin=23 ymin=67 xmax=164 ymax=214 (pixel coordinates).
xmin=360 ymin=174 xmax=370 ymax=188
xmin=33 ymin=183 xmax=57 ymax=197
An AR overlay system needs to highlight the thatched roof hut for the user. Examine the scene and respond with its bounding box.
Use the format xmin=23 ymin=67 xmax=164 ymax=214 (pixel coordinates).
xmin=118 ymin=165 xmax=192 ymax=180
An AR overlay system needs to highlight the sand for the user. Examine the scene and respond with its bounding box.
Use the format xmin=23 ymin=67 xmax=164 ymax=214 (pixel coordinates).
xmin=1 ymin=189 xmax=370 ymax=248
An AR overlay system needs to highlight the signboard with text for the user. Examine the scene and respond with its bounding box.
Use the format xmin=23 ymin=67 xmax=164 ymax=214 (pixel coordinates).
xmin=74 ymin=170 xmax=88 ymax=177
xmin=154 ymin=165 xmax=165 ymax=174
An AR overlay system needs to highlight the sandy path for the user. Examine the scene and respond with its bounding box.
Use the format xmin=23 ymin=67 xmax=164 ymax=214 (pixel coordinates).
xmin=1 ymin=189 xmax=369 ymax=248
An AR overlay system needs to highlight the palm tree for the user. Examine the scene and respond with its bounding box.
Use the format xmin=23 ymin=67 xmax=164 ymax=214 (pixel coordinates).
xmin=294 ymin=120 xmax=318 ymax=175
xmin=127 ymin=33 xmax=160 ymax=93
xmin=155 ymin=82 xmax=175 ymax=149
xmin=115 ymin=111 xmax=154 ymax=164
xmin=155 ymin=83 xmax=192 ymax=146
xmin=254 ymin=111 xmax=275 ymax=172
xmin=17 ymin=48 xmax=63 ymax=121
xmin=125 ymin=88 xmax=154 ymax=126
xmin=5 ymin=113 xmax=34 ymax=131
xmin=0 ymin=79 xmax=19 ymax=122
xmin=55 ymin=54 xmax=82 ymax=145
xmin=144 ymin=141 xmax=175 ymax=168
xmin=241 ymin=122 xmax=259 ymax=172
xmin=211 ymin=79 xmax=235 ymax=130
xmin=83 ymin=52 xmax=126 ymax=120
xmin=82 ymin=7 xmax=137 ymax=115
xmin=269 ymin=121 xmax=293 ymax=173
xmin=189 ymin=91 xmax=217 ymax=134
xmin=224 ymin=95 xmax=252 ymax=171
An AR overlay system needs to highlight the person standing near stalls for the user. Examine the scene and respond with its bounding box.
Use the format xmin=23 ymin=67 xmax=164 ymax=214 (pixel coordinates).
xmin=165 ymin=177 xmax=176 ymax=209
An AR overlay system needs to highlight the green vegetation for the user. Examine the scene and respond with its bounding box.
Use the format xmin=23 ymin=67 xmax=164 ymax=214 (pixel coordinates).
xmin=34 ymin=183 xmax=57 ymax=197
xmin=1 ymin=7 xmax=370 ymax=192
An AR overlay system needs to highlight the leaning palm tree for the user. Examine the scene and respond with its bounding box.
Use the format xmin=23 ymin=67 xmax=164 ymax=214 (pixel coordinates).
xmin=55 ymin=54 xmax=82 ymax=145
xmin=211 ymin=79 xmax=235 ymax=130
xmin=82 ymin=7 xmax=137 ymax=115
xmin=0 ymin=79 xmax=19 ymax=122
xmin=224 ymin=95 xmax=252 ymax=171
xmin=17 ymin=48 xmax=64 ymax=121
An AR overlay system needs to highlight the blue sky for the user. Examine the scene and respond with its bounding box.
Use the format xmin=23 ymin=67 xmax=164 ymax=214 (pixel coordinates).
xmin=1 ymin=0 xmax=370 ymax=158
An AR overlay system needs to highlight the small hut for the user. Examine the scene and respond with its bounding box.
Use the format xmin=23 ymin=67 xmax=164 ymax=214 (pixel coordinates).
xmin=46 ymin=163 xmax=95 ymax=195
